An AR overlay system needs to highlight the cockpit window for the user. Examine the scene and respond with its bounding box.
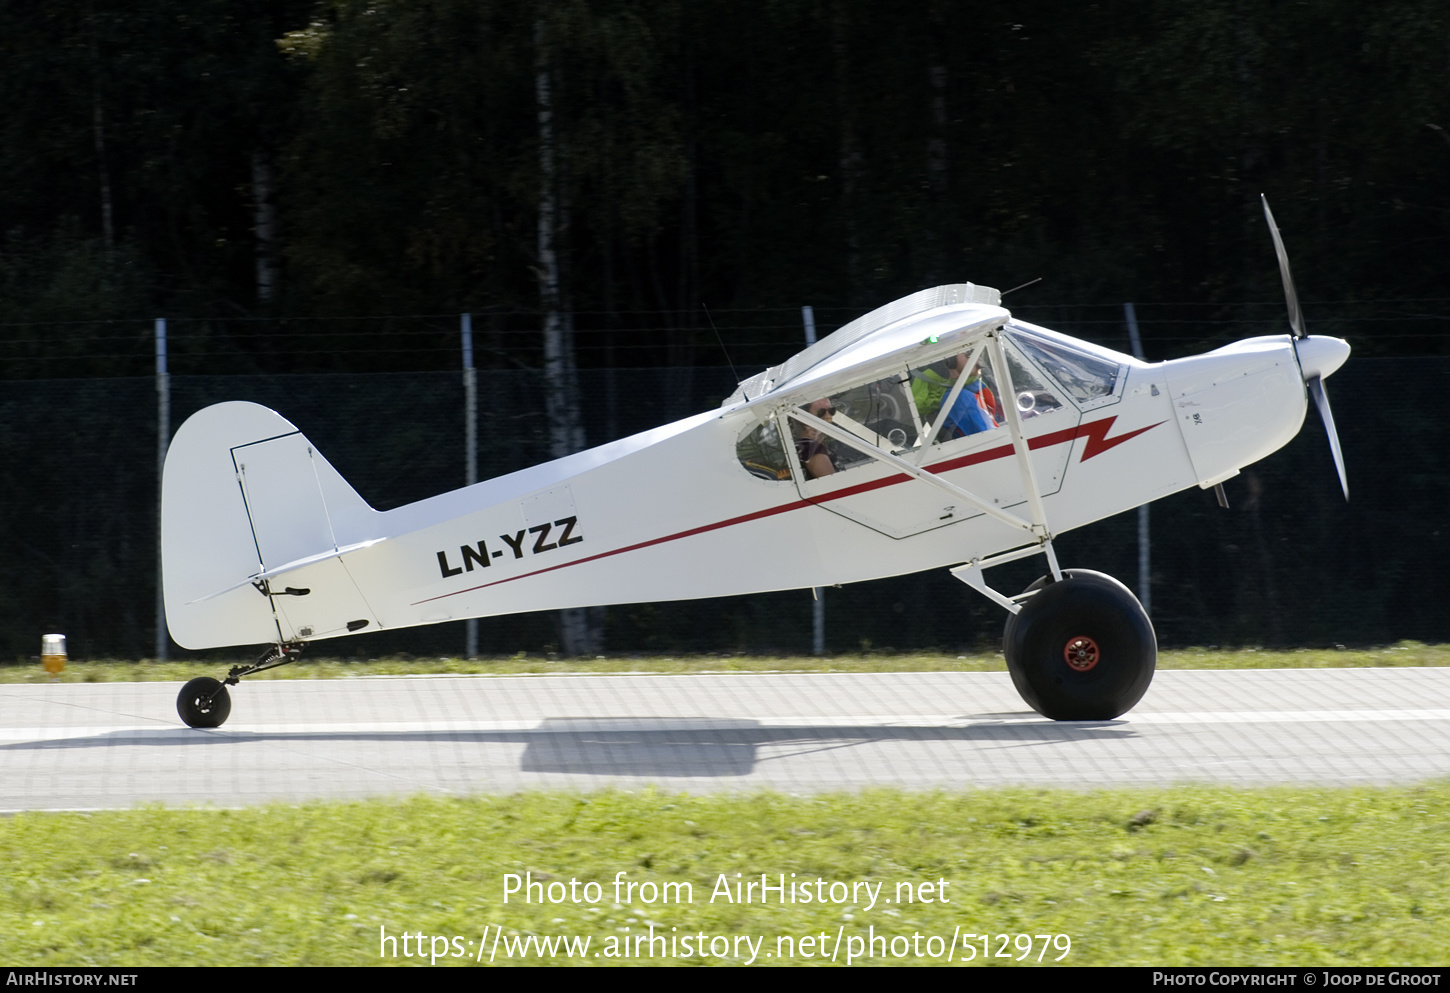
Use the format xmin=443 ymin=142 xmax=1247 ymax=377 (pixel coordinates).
xmin=736 ymin=416 xmax=792 ymax=480
xmin=1007 ymin=325 xmax=1121 ymax=404
xmin=817 ymin=379 xmax=918 ymax=465
xmin=1001 ymin=343 xmax=1066 ymax=421
xmin=737 ymin=376 xmax=925 ymax=482
xmin=736 ymin=334 xmax=1079 ymax=482
xmin=787 ymin=378 xmax=921 ymax=479
xmin=908 ymin=347 xmax=1003 ymax=446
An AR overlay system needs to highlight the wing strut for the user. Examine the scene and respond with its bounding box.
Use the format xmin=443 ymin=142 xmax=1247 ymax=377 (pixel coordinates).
xmin=783 ymin=408 xmax=1034 ymax=536
xmin=948 ymin=330 xmax=1064 ymax=613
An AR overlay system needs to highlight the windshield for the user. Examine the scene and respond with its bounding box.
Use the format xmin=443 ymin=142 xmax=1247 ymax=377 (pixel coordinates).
xmin=1006 ymin=325 xmax=1122 ymax=404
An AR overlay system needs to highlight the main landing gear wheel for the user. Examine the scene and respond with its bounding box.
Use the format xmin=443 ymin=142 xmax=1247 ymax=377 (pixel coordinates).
xmin=177 ymin=676 xmax=232 ymax=728
xmin=1003 ymin=569 xmax=1156 ymax=721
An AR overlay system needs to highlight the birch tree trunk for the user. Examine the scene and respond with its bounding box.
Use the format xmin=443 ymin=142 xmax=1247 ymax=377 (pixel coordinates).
xmin=536 ymin=18 xmax=601 ymax=656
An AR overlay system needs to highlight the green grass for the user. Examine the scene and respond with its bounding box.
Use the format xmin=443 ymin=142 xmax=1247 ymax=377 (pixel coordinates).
xmin=4 ymin=788 xmax=1449 ymax=966
xmin=7 ymin=640 xmax=1449 ymax=684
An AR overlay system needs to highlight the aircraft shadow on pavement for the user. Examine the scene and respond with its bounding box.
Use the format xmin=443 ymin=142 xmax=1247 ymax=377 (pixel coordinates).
xmin=2 ymin=716 xmax=1138 ymax=778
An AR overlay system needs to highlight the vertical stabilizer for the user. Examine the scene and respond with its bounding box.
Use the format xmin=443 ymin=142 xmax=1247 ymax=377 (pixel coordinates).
xmin=162 ymin=402 xmax=377 ymax=650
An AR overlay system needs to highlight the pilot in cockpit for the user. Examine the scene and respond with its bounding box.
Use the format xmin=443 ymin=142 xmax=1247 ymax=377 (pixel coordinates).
xmin=944 ymin=358 xmax=998 ymax=437
xmin=795 ymin=399 xmax=837 ymax=478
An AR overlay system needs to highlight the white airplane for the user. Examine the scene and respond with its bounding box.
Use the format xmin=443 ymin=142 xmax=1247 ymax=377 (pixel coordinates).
xmin=163 ymin=197 xmax=1348 ymax=728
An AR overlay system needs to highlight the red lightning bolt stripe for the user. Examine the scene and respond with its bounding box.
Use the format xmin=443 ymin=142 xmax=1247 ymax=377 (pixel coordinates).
xmin=410 ymin=415 xmax=1165 ymax=605
xmin=1072 ymin=416 xmax=1167 ymax=460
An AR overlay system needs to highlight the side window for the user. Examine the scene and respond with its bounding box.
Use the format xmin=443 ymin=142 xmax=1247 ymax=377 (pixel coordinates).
xmin=1002 ymin=343 xmax=1067 ymax=421
xmin=908 ymin=348 xmax=1003 ymax=446
xmin=736 ymin=416 xmax=792 ymax=480
xmin=737 ymin=382 xmax=921 ymax=483
xmin=828 ymin=379 xmax=919 ymax=458
xmin=791 ymin=377 xmax=922 ymax=479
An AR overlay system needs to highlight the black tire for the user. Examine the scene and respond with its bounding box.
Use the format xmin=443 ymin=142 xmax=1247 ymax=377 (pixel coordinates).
xmin=1003 ymin=569 xmax=1155 ymax=720
xmin=177 ymin=677 xmax=231 ymax=728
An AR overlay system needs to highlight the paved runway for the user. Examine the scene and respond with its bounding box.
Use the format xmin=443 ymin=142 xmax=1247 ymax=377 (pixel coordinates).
xmin=2 ymin=668 xmax=1448 ymax=810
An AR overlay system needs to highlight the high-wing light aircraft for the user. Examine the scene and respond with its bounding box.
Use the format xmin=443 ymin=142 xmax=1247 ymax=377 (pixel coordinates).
xmin=164 ymin=197 xmax=1348 ymax=727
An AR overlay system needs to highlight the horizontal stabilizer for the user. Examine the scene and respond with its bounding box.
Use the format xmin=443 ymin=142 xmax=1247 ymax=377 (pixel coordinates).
xmin=184 ymin=537 xmax=389 ymax=605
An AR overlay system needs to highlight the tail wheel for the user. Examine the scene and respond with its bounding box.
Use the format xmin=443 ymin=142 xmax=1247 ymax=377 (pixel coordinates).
xmin=1003 ymin=569 xmax=1155 ymax=720
xmin=177 ymin=676 xmax=232 ymax=728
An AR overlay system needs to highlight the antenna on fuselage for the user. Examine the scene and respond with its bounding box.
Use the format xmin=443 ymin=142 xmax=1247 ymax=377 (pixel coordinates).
xmin=1000 ymin=277 xmax=1042 ymax=298
xmin=702 ymin=303 xmax=740 ymax=384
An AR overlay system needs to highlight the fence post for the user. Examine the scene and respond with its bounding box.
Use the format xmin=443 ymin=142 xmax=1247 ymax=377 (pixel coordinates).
xmin=462 ymin=313 xmax=478 ymax=659
xmin=155 ymin=317 xmax=169 ymax=661
xmin=1123 ymin=302 xmax=1151 ymax=618
xmin=802 ymin=305 xmax=825 ymax=656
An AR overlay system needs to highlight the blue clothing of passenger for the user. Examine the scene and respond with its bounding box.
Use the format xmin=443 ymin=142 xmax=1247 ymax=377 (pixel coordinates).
xmin=945 ymin=378 xmax=996 ymax=437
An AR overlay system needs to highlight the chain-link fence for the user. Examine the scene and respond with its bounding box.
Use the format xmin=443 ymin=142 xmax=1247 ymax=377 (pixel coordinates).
xmin=1 ymin=357 xmax=1442 ymax=660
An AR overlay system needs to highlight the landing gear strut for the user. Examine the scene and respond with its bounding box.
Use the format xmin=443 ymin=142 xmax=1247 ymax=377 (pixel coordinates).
xmin=176 ymin=642 xmax=305 ymax=728
xmin=1003 ymin=569 xmax=1155 ymax=720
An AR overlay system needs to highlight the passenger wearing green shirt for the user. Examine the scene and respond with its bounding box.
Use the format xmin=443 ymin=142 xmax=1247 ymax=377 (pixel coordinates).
xmin=912 ymin=354 xmax=998 ymax=438
xmin=911 ymin=361 xmax=956 ymax=422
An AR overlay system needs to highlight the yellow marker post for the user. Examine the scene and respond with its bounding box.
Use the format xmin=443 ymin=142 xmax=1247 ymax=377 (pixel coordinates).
xmin=41 ymin=633 xmax=66 ymax=679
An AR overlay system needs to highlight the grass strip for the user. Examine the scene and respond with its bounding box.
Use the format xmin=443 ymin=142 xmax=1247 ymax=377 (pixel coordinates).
xmin=6 ymin=640 xmax=1449 ymax=684
xmin=4 ymin=787 xmax=1448 ymax=966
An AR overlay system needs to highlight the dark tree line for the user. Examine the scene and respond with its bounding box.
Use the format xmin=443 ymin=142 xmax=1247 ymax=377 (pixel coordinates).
xmin=1 ymin=1 xmax=1447 ymax=658
xmin=2 ymin=0 xmax=1446 ymax=372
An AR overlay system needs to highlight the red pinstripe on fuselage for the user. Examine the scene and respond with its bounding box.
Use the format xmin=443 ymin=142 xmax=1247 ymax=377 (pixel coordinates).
xmin=410 ymin=415 xmax=1165 ymax=606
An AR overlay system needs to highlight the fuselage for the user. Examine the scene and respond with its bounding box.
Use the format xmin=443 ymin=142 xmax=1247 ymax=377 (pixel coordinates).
xmin=162 ymin=286 xmax=1348 ymax=650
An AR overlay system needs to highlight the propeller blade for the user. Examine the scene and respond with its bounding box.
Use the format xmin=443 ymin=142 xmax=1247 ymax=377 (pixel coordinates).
xmin=1306 ymin=374 xmax=1348 ymax=501
xmin=1261 ymin=194 xmax=1306 ymax=339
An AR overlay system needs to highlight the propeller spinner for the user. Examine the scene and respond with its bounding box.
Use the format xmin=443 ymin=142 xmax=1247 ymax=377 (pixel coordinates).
xmin=1260 ymin=194 xmax=1350 ymax=501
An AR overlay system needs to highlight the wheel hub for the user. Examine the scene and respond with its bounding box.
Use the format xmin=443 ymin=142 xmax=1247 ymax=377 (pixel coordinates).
xmin=1063 ymin=636 xmax=1100 ymax=672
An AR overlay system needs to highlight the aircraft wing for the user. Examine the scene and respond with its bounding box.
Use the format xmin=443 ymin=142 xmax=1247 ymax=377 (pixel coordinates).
xmin=723 ymin=283 xmax=1006 ymax=407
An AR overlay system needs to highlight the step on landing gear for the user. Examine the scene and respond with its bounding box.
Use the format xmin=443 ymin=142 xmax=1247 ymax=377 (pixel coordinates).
xmin=176 ymin=642 xmax=305 ymax=728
